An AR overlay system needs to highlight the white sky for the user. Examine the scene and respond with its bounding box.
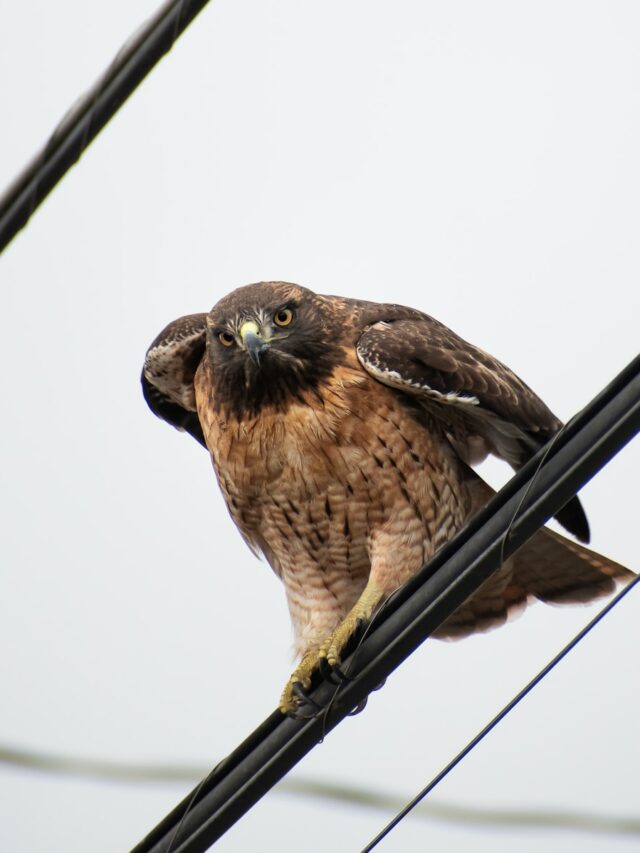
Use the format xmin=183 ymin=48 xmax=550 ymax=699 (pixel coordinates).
xmin=1 ymin=1 xmax=639 ymax=851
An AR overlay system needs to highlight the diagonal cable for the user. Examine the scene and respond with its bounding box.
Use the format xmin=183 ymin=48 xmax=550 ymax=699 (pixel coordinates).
xmin=0 ymin=0 xmax=212 ymax=254
xmin=132 ymin=355 xmax=639 ymax=852
xmin=361 ymin=573 xmax=640 ymax=851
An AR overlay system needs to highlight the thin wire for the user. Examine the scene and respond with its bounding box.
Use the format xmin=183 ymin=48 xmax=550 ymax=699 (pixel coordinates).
xmin=498 ymin=425 xmax=566 ymax=566
xmin=334 ymin=420 xmax=571 ymax=727
xmin=168 ymin=765 xmax=218 ymax=853
xmin=361 ymin=573 xmax=640 ymax=852
xmin=143 ymin=412 xmax=594 ymax=846
xmin=327 ymin=420 xmax=568 ymax=727
xmin=132 ymin=356 xmax=640 ymax=851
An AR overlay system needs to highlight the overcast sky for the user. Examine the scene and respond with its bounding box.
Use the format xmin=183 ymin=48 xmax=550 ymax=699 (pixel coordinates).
xmin=1 ymin=1 xmax=639 ymax=851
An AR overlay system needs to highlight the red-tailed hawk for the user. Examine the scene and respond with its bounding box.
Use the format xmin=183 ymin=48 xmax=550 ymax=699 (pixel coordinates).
xmin=142 ymin=282 xmax=632 ymax=714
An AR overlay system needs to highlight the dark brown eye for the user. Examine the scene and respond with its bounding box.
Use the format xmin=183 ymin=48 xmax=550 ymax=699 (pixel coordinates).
xmin=218 ymin=331 xmax=235 ymax=347
xmin=274 ymin=308 xmax=294 ymax=327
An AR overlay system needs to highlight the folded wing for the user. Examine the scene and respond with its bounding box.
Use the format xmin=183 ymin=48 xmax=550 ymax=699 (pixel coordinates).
xmin=141 ymin=313 xmax=208 ymax=447
xmin=356 ymin=315 xmax=590 ymax=542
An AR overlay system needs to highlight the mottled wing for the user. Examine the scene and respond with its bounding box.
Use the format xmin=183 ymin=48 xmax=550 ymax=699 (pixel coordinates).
xmin=356 ymin=315 xmax=589 ymax=542
xmin=141 ymin=313 xmax=208 ymax=447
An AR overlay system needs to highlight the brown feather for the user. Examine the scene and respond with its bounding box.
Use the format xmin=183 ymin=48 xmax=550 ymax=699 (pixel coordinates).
xmin=141 ymin=282 xmax=632 ymax=691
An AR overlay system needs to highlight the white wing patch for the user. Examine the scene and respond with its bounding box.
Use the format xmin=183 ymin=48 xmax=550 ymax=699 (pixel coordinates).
xmin=144 ymin=334 xmax=203 ymax=410
xmin=360 ymin=356 xmax=480 ymax=407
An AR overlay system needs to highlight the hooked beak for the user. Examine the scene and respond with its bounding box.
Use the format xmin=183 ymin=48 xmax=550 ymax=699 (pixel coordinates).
xmin=239 ymin=321 xmax=268 ymax=365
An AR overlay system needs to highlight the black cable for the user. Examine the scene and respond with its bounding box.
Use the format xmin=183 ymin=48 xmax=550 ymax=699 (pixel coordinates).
xmin=361 ymin=573 xmax=640 ymax=852
xmin=0 ymin=0 xmax=211 ymax=255
xmin=132 ymin=356 xmax=640 ymax=853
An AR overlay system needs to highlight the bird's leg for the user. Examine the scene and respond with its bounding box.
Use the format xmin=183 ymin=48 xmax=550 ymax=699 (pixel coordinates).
xmin=317 ymin=582 xmax=384 ymax=669
xmin=279 ymin=582 xmax=384 ymax=715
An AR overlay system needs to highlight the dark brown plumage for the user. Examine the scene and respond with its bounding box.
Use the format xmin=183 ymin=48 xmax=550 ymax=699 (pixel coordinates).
xmin=142 ymin=281 xmax=632 ymax=714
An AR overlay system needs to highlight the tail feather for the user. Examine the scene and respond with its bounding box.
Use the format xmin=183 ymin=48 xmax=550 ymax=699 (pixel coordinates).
xmin=513 ymin=527 xmax=633 ymax=606
xmin=434 ymin=472 xmax=634 ymax=641
xmin=433 ymin=566 xmax=528 ymax=639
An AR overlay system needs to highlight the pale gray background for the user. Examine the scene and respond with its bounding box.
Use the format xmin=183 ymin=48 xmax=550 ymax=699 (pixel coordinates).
xmin=1 ymin=1 xmax=638 ymax=851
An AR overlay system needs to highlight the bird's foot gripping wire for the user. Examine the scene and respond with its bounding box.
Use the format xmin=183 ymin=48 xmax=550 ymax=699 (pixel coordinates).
xmin=279 ymin=646 xmax=351 ymax=719
xmin=279 ymin=585 xmax=383 ymax=717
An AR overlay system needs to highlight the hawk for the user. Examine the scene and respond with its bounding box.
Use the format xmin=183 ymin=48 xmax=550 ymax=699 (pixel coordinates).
xmin=142 ymin=282 xmax=632 ymax=714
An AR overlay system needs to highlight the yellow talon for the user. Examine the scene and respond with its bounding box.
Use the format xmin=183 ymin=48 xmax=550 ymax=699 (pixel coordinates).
xmin=278 ymin=583 xmax=385 ymax=715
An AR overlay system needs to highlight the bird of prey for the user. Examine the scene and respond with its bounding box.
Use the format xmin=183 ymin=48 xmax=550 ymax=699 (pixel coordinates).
xmin=142 ymin=281 xmax=632 ymax=715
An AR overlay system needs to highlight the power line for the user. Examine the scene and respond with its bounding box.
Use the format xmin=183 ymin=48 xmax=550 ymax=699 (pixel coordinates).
xmin=2 ymin=6 xmax=635 ymax=851
xmin=361 ymin=573 xmax=640 ymax=851
xmin=1 ymin=745 xmax=638 ymax=839
xmin=0 ymin=0 xmax=212 ymax=255
xmin=289 ymin=777 xmax=640 ymax=839
xmin=132 ymin=356 xmax=639 ymax=853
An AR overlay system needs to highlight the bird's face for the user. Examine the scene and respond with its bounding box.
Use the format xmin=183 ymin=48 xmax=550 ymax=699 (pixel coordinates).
xmin=206 ymin=282 xmax=342 ymax=417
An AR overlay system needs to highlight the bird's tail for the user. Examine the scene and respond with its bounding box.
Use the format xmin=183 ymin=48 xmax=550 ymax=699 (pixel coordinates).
xmin=434 ymin=476 xmax=634 ymax=640
xmin=512 ymin=526 xmax=633 ymax=605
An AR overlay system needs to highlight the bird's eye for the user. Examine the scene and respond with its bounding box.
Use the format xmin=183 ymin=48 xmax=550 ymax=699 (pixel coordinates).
xmin=218 ymin=331 xmax=235 ymax=347
xmin=274 ymin=307 xmax=294 ymax=327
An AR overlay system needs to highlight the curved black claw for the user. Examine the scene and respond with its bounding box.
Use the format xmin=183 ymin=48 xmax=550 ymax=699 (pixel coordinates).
xmin=332 ymin=664 xmax=351 ymax=683
xmin=318 ymin=657 xmax=351 ymax=685
xmin=288 ymin=681 xmax=323 ymax=720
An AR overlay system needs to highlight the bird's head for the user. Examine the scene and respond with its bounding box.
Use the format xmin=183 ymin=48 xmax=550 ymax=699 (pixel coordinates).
xmin=205 ymin=282 xmax=343 ymax=417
